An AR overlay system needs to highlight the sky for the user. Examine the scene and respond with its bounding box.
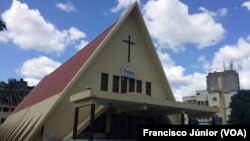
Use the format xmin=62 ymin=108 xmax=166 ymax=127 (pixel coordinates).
xmin=0 ymin=0 xmax=250 ymax=101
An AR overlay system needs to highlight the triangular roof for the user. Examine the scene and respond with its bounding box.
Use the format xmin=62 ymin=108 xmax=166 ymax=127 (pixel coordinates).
xmin=14 ymin=23 xmax=116 ymax=113
xmin=1 ymin=2 xmax=185 ymax=140
xmin=0 ymin=21 xmax=116 ymax=141
xmin=14 ymin=2 xmax=175 ymax=114
xmin=14 ymin=2 xmax=174 ymax=113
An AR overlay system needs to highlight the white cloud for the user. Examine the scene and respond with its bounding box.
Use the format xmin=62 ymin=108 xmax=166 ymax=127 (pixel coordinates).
xmin=199 ymin=7 xmax=228 ymax=17
xmin=56 ymin=1 xmax=76 ymax=13
xmin=240 ymin=70 xmax=250 ymax=89
xmin=167 ymin=67 xmax=206 ymax=100
xmin=24 ymin=77 xmax=40 ymax=86
xmin=211 ymin=36 xmax=250 ymax=69
xmin=65 ymin=27 xmax=87 ymax=45
xmin=198 ymin=7 xmax=216 ymax=16
xmin=159 ymin=36 xmax=250 ymax=101
xmin=143 ymin=0 xmax=225 ymax=51
xmin=157 ymin=51 xmax=206 ymax=101
xmin=211 ymin=36 xmax=250 ymax=89
xmin=68 ymin=27 xmax=86 ymax=40
xmin=0 ymin=31 xmax=10 ymax=42
xmin=217 ymin=8 xmax=228 ymax=16
xmin=172 ymin=73 xmax=206 ymax=101
xmin=197 ymin=55 xmax=210 ymax=71
xmin=111 ymin=0 xmax=140 ymax=13
xmin=242 ymin=1 xmax=250 ymax=11
xmin=75 ymin=40 xmax=89 ymax=50
xmin=19 ymin=56 xmax=61 ymax=86
xmin=1 ymin=0 xmax=86 ymax=54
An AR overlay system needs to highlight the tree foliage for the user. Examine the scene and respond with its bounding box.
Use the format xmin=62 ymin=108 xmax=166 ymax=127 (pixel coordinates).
xmin=229 ymin=90 xmax=250 ymax=124
xmin=0 ymin=19 xmax=7 ymax=31
xmin=0 ymin=79 xmax=23 ymax=105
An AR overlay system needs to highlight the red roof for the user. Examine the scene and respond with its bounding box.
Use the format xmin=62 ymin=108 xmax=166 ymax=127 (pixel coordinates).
xmin=14 ymin=23 xmax=115 ymax=113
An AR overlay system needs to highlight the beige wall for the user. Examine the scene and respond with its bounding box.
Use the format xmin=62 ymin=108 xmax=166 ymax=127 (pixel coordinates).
xmin=70 ymin=13 xmax=172 ymax=100
xmin=0 ymin=94 xmax=59 ymax=141
xmin=43 ymin=11 xmax=177 ymax=141
xmin=184 ymin=90 xmax=237 ymax=124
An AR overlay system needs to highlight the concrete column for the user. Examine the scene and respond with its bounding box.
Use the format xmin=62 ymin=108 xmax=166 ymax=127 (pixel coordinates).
xmin=181 ymin=112 xmax=185 ymax=125
xmin=188 ymin=117 xmax=192 ymax=125
xmin=181 ymin=111 xmax=189 ymax=125
xmin=212 ymin=116 xmax=216 ymax=125
xmin=73 ymin=107 xmax=79 ymax=139
xmin=105 ymin=112 xmax=111 ymax=136
xmin=218 ymin=77 xmax=227 ymax=125
xmin=89 ymin=104 xmax=95 ymax=141
xmin=142 ymin=110 xmax=146 ymax=124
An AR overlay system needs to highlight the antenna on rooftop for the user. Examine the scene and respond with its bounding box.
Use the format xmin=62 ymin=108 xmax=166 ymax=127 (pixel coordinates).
xmin=223 ymin=61 xmax=225 ymax=71
xmin=229 ymin=60 xmax=234 ymax=70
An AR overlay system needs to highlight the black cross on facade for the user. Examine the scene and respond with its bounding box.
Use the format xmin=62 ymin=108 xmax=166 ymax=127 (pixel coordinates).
xmin=123 ymin=35 xmax=135 ymax=63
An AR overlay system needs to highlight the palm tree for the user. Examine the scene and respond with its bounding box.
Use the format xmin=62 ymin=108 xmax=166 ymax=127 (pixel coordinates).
xmin=0 ymin=92 xmax=5 ymax=103
xmin=0 ymin=79 xmax=22 ymax=105
xmin=0 ymin=82 xmax=8 ymax=104
xmin=7 ymin=79 xmax=22 ymax=105
xmin=0 ymin=19 xmax=7 ymax=31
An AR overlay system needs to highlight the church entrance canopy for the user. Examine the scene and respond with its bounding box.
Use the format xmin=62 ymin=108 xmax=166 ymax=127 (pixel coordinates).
xmin=70 ymin=90 xmax=219 ymax=118
xmin=70 ymin=90 xmax=219 ymax=140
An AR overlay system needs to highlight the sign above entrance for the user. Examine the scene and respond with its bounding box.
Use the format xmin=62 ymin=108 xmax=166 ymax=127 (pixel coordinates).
xmin=121 ymin=67 xmax=136 ymax=78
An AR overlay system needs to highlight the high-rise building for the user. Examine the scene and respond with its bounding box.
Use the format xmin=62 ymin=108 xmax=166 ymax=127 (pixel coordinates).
xmin=183 ymin=68 xmax=240 ymax=124
xmin=207 ymin=70 xmax=240 ymax=92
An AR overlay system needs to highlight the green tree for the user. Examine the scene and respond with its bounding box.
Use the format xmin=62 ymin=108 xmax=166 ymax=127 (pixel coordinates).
xmin=0 ymin=19 xmax=7 ymax=31
xmin=229 ymin=90 xmax=250 ymax=124
xmin=7 ymin=79 xmax=22 ymax=105
xmin=0 ymin=92 xmax=5 ymax=103
xmin=0 ymin=79 xmax=22 ymax=105
xmin=0 ymin=82 xmax=8 ymax=104
xmin=190 ymin=118 xmax=199 ymax=125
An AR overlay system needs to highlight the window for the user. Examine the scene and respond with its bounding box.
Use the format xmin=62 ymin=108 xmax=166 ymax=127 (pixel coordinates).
xmin=101 ymin=73 xmax=108 ymax=91
xmin=2 ymin=107 xmax=8 ymax=112
xmin=136 ymin=80 xmax=142 ymax=93
xmin=121 ymin=77 xmax=127 ymax=93
xmin=129 ymin=78 xmax=135 ymax=92
xmin=192 ymin=100 xmax=196 ymax=104
xmin=200 ymin=101 xmax=204 ymax=105
xmin=187 ymin=100 xmax=192 ymax=104
xmin=213 ymin=97 xmax=217 ymax=101
xmin=205 ymin=101 xmax=209 ymax=106
xmin=146 ymin=82 xmax=151 ymax=96
xmin=112 ymin=75 xmax=119 ymax=93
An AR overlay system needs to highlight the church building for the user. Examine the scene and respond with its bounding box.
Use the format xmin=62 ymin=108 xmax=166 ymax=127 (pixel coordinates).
xmin=0 ymin=2 xmax=218 ymax=141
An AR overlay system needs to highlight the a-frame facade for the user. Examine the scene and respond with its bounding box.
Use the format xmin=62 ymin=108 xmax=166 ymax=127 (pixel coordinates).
xmin=0 ymin=2 xmax=218 ymax=141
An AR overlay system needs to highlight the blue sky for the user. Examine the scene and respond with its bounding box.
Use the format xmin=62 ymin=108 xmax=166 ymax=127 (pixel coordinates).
xmin=1 ymin=0 xmax=250 ymax=100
